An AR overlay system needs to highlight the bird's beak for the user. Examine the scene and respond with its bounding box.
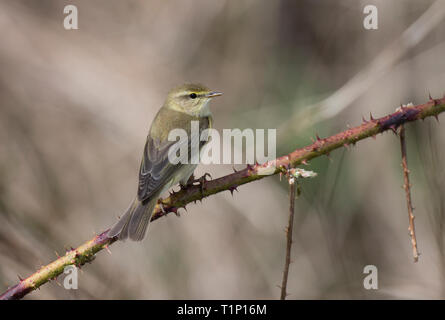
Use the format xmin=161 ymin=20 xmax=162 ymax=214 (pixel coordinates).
xmin=206 ymin=91 xmax=223 ymax=98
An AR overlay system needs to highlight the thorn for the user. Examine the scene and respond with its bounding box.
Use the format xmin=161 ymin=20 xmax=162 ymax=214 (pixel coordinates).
xmin=429 ymin=92 xmax=433 ymax=100
xmin=362 ymin=116 xmax=368 ymax=124
xmin=316 ymin=133 xmax=321 ymax=141
xmin=434 ymin=114 xmax=440 ymax=122
xmin=301 ymin=159 xmax=308 ymax=165
xmin=228 ymin=186 xmax=239 ymax=196
xmin=389 ymin=125 xmax=398 ymax=134
xmin=343 ymin=143 xmax=349 ymax=149
xmin=369 ymin=112 xmax=375 ymax=121
xmin=232 ymin=166 xmax=238 ymax=173
xmin=17 ymin=275 xmax=24 ymax=281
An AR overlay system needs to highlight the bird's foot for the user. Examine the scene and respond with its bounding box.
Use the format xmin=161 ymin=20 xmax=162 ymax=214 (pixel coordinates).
xmin=157 ymin=199 xmax=180 ymax=217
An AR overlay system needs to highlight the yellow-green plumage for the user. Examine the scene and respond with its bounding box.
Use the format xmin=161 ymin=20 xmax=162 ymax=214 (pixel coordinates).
xmin=108 ymin=84 xmax=221 ymax=241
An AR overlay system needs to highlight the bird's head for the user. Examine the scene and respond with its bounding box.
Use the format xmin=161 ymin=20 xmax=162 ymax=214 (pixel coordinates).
xmin=165 ymin=83 xmax=222 ymax=116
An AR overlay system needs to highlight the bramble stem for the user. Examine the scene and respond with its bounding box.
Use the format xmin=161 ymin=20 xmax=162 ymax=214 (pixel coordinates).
xmin=280 ymin=176 xmax=299 ymax=300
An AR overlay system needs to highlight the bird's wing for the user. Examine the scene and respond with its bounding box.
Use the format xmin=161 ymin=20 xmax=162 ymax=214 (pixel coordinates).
xmin=137 ymin=123 xmax=204 ymax=202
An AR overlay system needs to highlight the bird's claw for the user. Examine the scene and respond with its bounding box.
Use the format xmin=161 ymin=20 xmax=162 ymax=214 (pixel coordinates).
xmin=200 ymin=173 xmax=212 ymax=181
xmin=157 ymin=199 xmax=166 ymax=214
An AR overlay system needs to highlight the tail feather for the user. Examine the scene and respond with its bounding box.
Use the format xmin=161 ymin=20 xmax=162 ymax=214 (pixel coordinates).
xmin=108 ymin=198 xmax=157 ymax=241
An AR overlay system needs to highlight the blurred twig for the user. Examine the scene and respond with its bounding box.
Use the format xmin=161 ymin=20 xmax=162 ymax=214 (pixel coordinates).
xmin=399 ymin=125 xmax=419 ymax=262
xmin=1 ymin=95 xmax=445 ymax=300
xmin=281 ymin=0 xmax=445 ymax=134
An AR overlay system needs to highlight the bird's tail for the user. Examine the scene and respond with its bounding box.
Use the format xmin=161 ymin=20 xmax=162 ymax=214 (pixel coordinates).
xmin=107 ymin=197 xmax=157 ymax=241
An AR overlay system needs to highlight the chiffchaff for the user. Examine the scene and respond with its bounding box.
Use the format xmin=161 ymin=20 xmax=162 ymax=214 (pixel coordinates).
xmin=108 ymin=84 xmax=222 ymax=241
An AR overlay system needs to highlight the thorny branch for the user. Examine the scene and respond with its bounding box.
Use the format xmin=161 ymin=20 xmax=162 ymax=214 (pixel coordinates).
xmin=399 ymin=125 xmax=420 ymax=262
xmin=1 ymin=95 xmax=445 ymax=300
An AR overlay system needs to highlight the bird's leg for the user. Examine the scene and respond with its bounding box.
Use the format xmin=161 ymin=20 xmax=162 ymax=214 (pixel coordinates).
xmin=180 ymin=174 xmax=196 ymax=190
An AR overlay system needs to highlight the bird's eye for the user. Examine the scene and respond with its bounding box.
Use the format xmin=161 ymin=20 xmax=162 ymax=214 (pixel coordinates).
xmin=189 ymin=93 xmax=197 ymax=99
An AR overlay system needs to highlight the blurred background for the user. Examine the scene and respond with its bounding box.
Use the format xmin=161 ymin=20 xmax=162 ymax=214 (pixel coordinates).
xmin=1 ymin=0 xmax=445 ymax=299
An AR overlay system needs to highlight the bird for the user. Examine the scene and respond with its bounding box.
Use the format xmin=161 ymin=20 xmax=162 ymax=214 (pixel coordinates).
xmin=108 ymin=83 xmax=222 ymax=241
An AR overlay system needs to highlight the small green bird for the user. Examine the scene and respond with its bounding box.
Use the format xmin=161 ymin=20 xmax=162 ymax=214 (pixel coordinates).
xmin=108 ymin=84 xmax=222 ymax=241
